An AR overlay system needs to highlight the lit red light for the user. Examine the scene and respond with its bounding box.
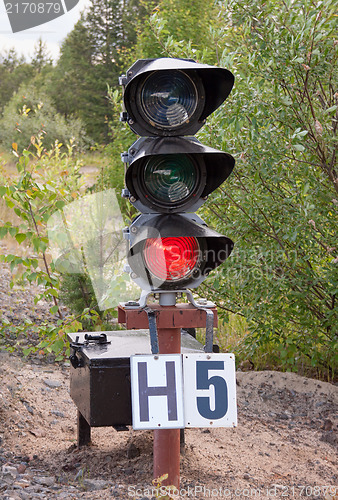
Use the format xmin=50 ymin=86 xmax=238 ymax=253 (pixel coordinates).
xmin=144 ymin=237 xmax=199 ymax=281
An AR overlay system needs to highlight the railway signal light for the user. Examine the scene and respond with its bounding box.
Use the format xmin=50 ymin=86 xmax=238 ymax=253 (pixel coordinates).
xmin=120 ymin=58 xmax=235 ymax=292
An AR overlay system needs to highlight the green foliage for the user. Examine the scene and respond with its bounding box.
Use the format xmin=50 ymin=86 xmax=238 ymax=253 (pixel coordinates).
xmin=0 ymin=0 xmax=336 ymax=378
xmin=96 ymin=86 xmax=137 ymax=219
xmin=0 ymin=41 xmax=54 ymax=116
xmin=1 ymin=316 xmax=78 ymax=361
xmin=0 ymin=49 xmax=34 ymax=115
xmin=134 ymin=0 xmax=219 ymax=62
xmin=141 ymin=0 xmax=338 ymax=377
xmin=205 ymin=0 xmax=338 ymax=376
xmin=0 ymin=142 xmax=87 ymax=358
xmin=31 ymin=38 xmax=53 ymax=73
xmin=0 ymin=82 xmax=87 ymax=153
xmin=48 ymin=15 xmax=105 ymax=141
xmin=59 ymin=272 xmax=117 ymax=331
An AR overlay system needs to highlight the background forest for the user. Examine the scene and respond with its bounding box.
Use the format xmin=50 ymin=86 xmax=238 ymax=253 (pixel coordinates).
xmin=0 ymin=0 xmax=337 ymax=379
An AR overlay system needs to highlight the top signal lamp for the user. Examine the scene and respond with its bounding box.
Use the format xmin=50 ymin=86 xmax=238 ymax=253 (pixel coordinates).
xmin=120 ymin=58 xmax=234 ymax=137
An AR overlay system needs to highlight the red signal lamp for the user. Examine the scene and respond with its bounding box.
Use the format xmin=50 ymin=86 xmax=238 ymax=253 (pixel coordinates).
xmin=144 ymin=237 xmax=199 ymax=282
xmin=127 ymin=214 xmax=233 ymax=291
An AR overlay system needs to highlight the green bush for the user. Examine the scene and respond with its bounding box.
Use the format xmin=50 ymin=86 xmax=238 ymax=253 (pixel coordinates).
xmin=59 ymin=272 xmax=117 ymax=331
xmin=0 ymin=144 xmax=86 ymax=358
xmin=0 ymin=82 xmax=88 ymax=153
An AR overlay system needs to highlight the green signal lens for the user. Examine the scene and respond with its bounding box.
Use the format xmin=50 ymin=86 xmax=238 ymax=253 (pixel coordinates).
xmin=143 ymin=155 xmax=198 ymax=205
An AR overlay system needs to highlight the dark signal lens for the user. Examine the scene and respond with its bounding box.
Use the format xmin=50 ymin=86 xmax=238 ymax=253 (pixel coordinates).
xmin=140 ymin=70 xmax=198 ymax=129
xmin=143 ymin=155 xmax=197 ymax=205
xmin=144 ymin=237 xmax=199 ymax=281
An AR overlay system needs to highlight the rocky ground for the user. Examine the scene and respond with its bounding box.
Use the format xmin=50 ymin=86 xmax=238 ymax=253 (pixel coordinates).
xmin=0 ymin=259 xmax=337 ymax=499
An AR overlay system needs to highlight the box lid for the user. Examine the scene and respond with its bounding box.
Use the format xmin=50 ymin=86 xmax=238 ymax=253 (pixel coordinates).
xmin=68 ymin=329 xmax=203 ymax=363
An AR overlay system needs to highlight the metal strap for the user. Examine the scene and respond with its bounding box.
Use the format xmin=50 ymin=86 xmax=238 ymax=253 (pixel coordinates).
xmin=143 ymin=306 xmax=159 ymax=354
xmin=199 ymin=307 xmax=214 ymax=353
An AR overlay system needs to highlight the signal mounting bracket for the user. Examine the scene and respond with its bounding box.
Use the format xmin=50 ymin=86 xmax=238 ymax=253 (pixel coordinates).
xmin=119 ymin=290 xmax=215 ymax=354
xmin=120 ymin=289 xmax=215 ymax=309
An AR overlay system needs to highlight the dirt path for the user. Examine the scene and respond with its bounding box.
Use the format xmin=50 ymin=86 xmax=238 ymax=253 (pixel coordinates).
xmin=0 ymin=352 xmax=337 ymax=499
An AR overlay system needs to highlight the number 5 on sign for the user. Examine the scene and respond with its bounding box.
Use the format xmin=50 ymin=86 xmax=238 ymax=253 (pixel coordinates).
xmin=183 ymin=353 xmax=237 ymax=428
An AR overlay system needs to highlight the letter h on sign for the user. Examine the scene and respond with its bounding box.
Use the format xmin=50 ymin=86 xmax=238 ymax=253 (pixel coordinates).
xmin=130 ymin=355 xmax=184 ymax=430
xmin=138 ymin=361 xmax=178 ymax=422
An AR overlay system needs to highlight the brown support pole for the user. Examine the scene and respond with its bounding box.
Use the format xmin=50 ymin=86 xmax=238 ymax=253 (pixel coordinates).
xmin=77 ymin=410 xmax=91 ymax=447
xmin=153 ymin=326 xmax=181 ymax=490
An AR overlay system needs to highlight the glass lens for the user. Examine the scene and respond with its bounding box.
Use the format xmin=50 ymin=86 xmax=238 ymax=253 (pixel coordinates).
xmin=144 ymin=237 xmax=199 ymax=282
xmin=143 ymin=155 xmax=197 ymax=205
xmin=140 ymin=70 xmax=198 ymax=129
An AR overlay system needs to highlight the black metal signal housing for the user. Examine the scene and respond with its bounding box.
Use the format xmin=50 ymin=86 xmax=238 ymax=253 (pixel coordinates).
xmin=120 ymin=57 xmax=235 ymax=292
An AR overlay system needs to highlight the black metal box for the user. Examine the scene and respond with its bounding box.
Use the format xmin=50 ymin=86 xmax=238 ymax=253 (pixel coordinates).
xmin=67 ymin=330 xmax=203 ymax=428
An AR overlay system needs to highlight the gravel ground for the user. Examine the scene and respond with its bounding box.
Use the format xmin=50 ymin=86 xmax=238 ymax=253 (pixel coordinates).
xmin=0 ymin=355 xmax=337 ymax=500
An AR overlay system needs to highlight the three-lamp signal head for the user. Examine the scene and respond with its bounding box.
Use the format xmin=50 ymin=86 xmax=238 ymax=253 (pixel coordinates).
xmin=120 ymin=58 xmax=235 ymax=292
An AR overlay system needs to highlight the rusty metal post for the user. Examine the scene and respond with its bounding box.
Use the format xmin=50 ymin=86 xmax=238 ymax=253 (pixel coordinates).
xmin=153 ymin=326 xmax=181 ymax=489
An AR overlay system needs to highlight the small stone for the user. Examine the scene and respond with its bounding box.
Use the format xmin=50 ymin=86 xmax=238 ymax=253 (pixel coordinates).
xmin=320 ymin=432 xmax=338 ymax=446
xmin=75 ymin=468 xmax=84 ymax=480
xmin=34 ymin=476 xmax=55 ymax=487
xmin=279 ymin=413 xmax=289 ymax=420
xmin=2 ymin=465 xmax=18 ymax=476
xmin=14 ymin=479 xmax=30 ymax=488
xmin=24 ymin=405 xmax=34 ymax=415
xmin=322 ymin=419 xmax=333 ymax=431
xmin=43 ymin=379 xmax=61 ymax=388
xmin=126 ymin=443 xmax=140 ymax=459
xmin=243 ymin=473 xmax=250 ymax=480
xmin=51 ymin=410 xmax=65 ymax=418
xmin=28 ymin=428 xmax=46 ymax=438
xmin=15 ymin=492 xmax=31 ymax=500
xmin=82 ymin=478 xmax=109 ymax=491
xmin=62 ymin=463 xmax=76 ymax=472
xmin=17 ymin=464 xmax=26 ymax=474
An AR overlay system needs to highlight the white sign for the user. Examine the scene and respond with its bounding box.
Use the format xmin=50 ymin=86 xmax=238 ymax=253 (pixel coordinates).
xmin=130 ymin=354 xmax=184 ymax=430
xmin=130 ymin=353 xmax=237 ymax=430
xmin=183 ymin=353 xmax=237 ymax=428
